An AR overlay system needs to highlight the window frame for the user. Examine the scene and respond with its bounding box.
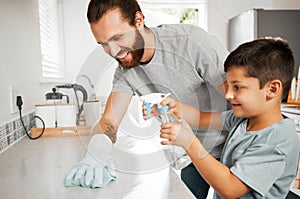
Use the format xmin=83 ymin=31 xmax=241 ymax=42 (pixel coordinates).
xmin=38 ymin=0 xmax=66 ymax=83
xmin=138 ymin=0 xmax=207 ymax=30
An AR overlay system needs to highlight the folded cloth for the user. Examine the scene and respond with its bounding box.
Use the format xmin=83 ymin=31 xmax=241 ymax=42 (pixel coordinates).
xmin=64 ymin=134 xmax=117 ymax=188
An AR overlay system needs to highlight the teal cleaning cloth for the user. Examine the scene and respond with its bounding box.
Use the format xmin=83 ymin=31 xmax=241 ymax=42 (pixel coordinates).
xmin=64 ymin=134 xmax=118 ymax=188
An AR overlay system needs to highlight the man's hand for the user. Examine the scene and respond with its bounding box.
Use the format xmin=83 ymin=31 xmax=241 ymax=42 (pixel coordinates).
xmin=64 ymin=134 xmax=117 ymax=188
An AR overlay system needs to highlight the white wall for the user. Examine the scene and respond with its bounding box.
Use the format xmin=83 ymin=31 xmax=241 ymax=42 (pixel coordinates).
xmin=0 ymin=0 xmax=45 ymax=124
xmin=0 ymin=0 xmax=99 ymax=125
xmin=63 ymin=0 xmax=97 ymax=83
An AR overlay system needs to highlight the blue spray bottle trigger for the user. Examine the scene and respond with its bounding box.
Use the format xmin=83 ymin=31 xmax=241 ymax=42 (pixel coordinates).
xmin=158 ymin=104 xmax=169 ymax=113
xmin=143 ymin=101 xmax=151 ymax=120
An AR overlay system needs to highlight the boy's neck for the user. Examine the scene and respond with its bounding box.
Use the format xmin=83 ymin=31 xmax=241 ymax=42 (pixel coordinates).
xmin=246 ymin=106 xmax=283 ymax=132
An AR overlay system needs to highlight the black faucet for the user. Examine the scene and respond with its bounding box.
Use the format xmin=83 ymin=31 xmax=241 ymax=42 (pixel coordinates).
xmin=56 ymin=83 xmax=88 ymax=123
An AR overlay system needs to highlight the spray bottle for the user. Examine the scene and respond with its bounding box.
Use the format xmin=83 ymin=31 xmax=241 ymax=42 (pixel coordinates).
xmin=140 ymin=93 xmax=191 ymax=170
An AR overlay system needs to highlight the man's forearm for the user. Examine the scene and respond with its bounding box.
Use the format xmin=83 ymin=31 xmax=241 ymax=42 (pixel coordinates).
xmin=92 ymin=92 xmax=132 ymax=143
xmin=102 ymin=121 xmax=118 ymax=143
xmin=92 ymin=119 xmax=118 ymax=143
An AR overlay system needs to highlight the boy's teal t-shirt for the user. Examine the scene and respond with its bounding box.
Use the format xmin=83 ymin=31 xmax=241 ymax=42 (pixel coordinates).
xmin=216 ymin=110 xmax=300 ymax=199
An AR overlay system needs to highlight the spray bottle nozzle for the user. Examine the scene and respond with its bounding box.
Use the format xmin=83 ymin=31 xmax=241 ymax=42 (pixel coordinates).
xmin=141 ymin=93 xmax=170 ymax=120
xmin=157 ymin=104 xmax=169 ymax=113
xmin=143 ymin=101 xmax=152 ymax=120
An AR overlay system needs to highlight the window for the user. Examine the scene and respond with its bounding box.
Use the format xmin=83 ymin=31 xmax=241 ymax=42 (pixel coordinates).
xmin=38 ymin=0 xmax=65 ymax=82
xmin=139 ymin=0 xmax=207 ymax=30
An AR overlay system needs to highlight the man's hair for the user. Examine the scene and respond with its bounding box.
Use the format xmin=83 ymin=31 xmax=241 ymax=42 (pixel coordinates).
xmin=87 ymin=0 xmax=143 ymax=26
xmin=224 ymin=37 xmax=295 ymax=99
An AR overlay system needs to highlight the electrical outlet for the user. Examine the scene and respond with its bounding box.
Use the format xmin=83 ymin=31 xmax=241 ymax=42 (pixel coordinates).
xmin=10 ymin=86 xmax=19 ymax=113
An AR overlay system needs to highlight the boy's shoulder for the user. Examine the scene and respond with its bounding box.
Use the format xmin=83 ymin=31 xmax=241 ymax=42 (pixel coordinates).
xmin=223 ymin=111 xmax=299 ymax=144
xmin=270 ymin=118 xmax=299 ymax=144
xmin=249 ymin=118 xmax=299 ymax=155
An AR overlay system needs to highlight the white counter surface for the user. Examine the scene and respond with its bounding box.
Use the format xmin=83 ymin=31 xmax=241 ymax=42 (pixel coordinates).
xmin=0 ymin=136 xmax=195 ymax=199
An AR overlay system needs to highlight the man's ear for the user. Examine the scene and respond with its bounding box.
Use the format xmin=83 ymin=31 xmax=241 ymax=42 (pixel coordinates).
xmin=266 ymin=80 xmax=282 ymax=99
xmin=134 ymin=11 xmax=144 ymax=28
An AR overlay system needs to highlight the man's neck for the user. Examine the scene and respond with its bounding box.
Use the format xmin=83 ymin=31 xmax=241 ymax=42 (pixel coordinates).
xmin=140 ymin=27 xmax=155 ymax=63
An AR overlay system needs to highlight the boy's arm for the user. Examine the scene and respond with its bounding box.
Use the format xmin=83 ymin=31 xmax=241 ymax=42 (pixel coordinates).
xmin=92 ymin=92 xmax=132 ymax=143
xmin=182 ymin=103 xmax=224 ymax=130
xmin=161 ymin=97 xmax=224 ymax=130
xmin=161 ymin=119 xmax=251 ymax=198
xmin=186 ymin=138 xmax=251 ymax=198
xmin=215 ymin=81 xmax=227 ymax=96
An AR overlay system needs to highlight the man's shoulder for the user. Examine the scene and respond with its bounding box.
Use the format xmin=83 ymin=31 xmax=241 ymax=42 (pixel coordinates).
xmin=151 ymin=24 xmax=213 ymax=48
xmin=153 ymin=24 xmax=204 ymax=35
xmin=156 ymin=23 xmax=195 ymax=30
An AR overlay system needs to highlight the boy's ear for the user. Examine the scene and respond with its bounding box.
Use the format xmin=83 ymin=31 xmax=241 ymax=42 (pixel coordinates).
xmin=134 ymin=11 xmax=144 ymax=28
xmin=266 ymin=80 xmax=282 ymax=99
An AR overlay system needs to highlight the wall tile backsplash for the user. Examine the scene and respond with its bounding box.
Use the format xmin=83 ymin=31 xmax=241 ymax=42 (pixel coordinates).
xmin=0 ymin=111 xmax=35 ymax=153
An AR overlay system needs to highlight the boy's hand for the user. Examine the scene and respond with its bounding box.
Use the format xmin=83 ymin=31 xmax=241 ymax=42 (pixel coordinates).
xmin=160 ymin=119 xmax=196 ymax=151
xmin=142 ymin=97 xmax=182 ymax=121
xmin=142 ymin=103 xmax=160 ymax=120
xmin=160 ymin=97 xmax=182 ymax=120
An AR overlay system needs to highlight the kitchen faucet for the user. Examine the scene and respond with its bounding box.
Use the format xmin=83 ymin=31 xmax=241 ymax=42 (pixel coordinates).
xmin=56 ymin=83 xmax=88 ymax=123
xmin=76 ymin=74 xmax=96 ymax=99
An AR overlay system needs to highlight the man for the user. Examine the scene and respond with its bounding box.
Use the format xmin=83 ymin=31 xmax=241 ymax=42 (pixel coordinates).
xmin=87 ymin=0 xmax=229 ymax=198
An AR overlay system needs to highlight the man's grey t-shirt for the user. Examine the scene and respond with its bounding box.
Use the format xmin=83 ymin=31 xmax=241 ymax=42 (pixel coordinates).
xmin=112 ymin=24 xmax=229 ymax=158
xmin=216 ymin=111 xmax=300 ymax=198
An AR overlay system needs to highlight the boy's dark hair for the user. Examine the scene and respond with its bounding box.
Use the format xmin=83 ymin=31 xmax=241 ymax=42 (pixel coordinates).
xmin=87 ymin=0 xmax=143 ymax=26
xmin=224 ymin=37 xmax=295 ymax=99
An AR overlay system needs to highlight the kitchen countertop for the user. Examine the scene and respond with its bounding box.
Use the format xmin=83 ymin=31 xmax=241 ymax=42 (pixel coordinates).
xmin=0 ymin=135 xmax=195 ymax=199
xmin=2 ymin=127 xmax=299 ymax=198
xmin=281 ymin=103 xmax=300 ymax=117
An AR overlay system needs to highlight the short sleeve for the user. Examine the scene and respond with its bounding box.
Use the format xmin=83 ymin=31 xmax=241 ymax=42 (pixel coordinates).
xmin=190 ymin=26 xmax=228 ymax=87
xmin=112 ymin=66 xmax=135 ymax=95
xmin=231 ymin=144 xmax=286 ymax=197
xmin=221 ymin=110 xmax=240 ymax=131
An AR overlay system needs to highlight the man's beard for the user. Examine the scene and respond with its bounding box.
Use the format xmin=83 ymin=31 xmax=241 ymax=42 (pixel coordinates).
xmin=117 ymin=30 xmax=145 ymax=69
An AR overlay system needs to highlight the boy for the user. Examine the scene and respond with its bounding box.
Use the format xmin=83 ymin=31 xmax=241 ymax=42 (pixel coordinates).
xmin=159 ymin=38 xmax=300 ymax=198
